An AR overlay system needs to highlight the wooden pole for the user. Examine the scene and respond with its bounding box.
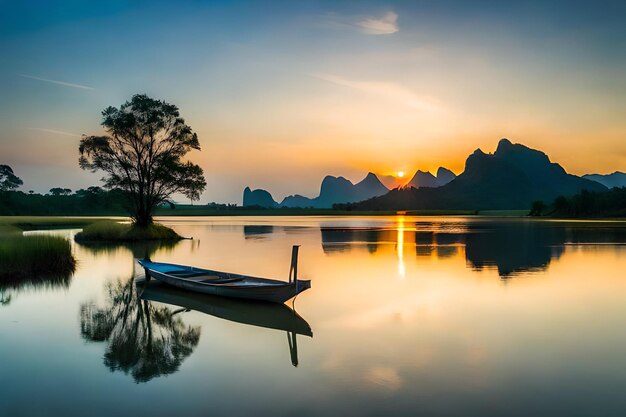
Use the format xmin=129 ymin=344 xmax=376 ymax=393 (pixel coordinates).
xmin=289 ymin=245 xmax=300 ymax=285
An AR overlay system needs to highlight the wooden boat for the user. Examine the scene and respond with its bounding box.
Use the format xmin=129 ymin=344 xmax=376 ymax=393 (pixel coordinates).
xmin=139 ymin=280 xmax=313 ymax=336
xmin=137 ymin=245 xmax=311 ymax=304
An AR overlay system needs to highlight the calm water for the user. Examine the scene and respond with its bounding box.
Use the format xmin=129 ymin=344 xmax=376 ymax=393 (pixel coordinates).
xmin=3 ymin=216 xmax=626 ymax=416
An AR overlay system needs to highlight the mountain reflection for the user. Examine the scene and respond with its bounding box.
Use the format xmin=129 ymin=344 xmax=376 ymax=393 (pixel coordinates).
xmin=320 ymin=220 xmax=626 ymax=278
xmin=243 ymin=225 xmax=274 ymax=240
xmin=80 ymin=277 xmax=200 ymax=383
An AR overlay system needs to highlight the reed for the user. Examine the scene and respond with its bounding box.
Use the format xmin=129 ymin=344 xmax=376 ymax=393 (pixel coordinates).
xmin=0 ymin=216 xmax=105 ymax=230
xmin=0 ymin=233 xmax=76 ymax=280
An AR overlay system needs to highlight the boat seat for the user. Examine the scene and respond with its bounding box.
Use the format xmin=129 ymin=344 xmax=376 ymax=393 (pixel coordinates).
xmin=169 ymin=271 xmax=212 ymax=278
xmin=174 ymin=274 xmax=245 ymax=284
xmin=199 ymin=277 xmax=246 ymax=284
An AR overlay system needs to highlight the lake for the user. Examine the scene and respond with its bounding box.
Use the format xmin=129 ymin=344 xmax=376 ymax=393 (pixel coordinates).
xmin=2 ymin=216 xmax=626 ymax=416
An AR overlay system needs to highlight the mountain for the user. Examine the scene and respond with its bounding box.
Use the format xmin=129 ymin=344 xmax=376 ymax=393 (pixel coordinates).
xmin=583 ymin=172 xmax=626 ymax=189
xmin=280 ymin=194 xmax=315 ymax=207
xmin=404 ymin=167 xmax=457 ymax=189
xmin=279 ymin=172 xmax=389 ymax=208
xmin=353 ymin=172 xmax=390 ymax=201
xmin=405 ymin=170 xmax=438 ymax=188
xmin=353 ymin=138 xmax=607 ymax=210
xmin=242 ymin=187 xmax=277 ymax=208
xmin=436 ymin=167 xmax=456 ymax=185
xmin=379 ymin=174 xmax=402 ymax=189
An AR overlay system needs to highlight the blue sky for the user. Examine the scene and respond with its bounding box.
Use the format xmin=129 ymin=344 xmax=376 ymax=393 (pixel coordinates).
xmin=1 ymin=0 xmax=625 ymax=203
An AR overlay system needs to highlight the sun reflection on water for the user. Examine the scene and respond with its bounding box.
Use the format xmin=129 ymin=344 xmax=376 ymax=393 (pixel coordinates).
xmin=396 ymin=215 xmax=406 ymax=278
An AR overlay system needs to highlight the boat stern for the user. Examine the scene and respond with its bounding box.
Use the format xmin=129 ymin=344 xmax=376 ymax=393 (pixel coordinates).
xmin=296 ymin=279 xmax=311 ymax=294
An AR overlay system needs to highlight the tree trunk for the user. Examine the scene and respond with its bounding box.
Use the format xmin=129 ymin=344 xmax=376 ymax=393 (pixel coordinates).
xmin=134 ymin=208 xmax=153 ymax=227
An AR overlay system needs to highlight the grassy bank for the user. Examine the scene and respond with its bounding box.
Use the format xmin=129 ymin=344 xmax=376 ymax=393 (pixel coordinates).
xmin=75 ymin=220 xmax=182 ymax=242
xmin=0 ymin=226 xmax=76 ymax=280
xmin=0 ymin=216 xmax=112 ymax=230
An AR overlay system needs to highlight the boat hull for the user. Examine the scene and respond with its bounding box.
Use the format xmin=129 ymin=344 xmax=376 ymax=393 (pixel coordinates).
xmin=139 ymin=260 xmax=311 ymax=304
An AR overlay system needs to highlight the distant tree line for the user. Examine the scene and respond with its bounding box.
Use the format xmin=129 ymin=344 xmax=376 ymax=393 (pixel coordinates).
xmin=0 ymin=185 xmax=130 ymax=216
xmin=530 ymin=187 xmax=626 ymax=218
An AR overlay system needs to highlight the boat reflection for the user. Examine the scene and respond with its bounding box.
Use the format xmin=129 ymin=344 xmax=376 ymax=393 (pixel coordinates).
xmin=80 ymin=277 xmax=201 ymax=383
xmin=139 ymin=280 xmax=313 ymax=367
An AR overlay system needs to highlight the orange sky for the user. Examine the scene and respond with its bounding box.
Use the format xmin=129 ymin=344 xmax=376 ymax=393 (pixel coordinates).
xmin=1 ymin=2 xmax=625 ymax=202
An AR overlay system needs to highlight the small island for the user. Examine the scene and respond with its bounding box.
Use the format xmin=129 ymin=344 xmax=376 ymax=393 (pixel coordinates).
xmin=75 ymin=94 xmax=206 ymax=241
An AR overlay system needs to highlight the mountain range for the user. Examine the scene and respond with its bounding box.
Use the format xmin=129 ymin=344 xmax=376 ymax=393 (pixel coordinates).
xmin=244 ymin=172 xmax=389 ymax=208
xmin=244 ymin=167 xmax=459 ymax=208
xmin=353 ymin=138 xmax=607 ymax=210
xmin=244 ymin=139 xmax=618 ymax=210
xmin=582 ymin=172 xmax=626 ymax=189
xmin=404 ymin=167 xmax=456 ymax=189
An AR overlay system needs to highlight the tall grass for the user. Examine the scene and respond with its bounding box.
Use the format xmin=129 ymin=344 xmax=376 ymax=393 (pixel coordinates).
xmin=0 ymin=233 xmax=76 ymax=281
xmin=0 ymin=216 xmax=107 ymax=230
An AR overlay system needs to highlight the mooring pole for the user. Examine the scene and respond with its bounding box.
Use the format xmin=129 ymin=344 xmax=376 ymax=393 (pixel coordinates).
xmin=289 ymin=245 xmax=300 ymax=289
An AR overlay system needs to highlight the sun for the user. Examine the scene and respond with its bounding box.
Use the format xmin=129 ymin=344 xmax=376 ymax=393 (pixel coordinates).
xmin=397 ymin=171 xmax=405 ymax=178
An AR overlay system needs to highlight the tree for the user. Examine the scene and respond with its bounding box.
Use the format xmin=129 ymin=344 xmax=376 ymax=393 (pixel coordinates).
xmin=79 ymin=94 xmax=206 ymax=226
xmin=49 ymin=187 xmax=71 ymax=196
xmin=0 ymin=165 xmax=22 ymax=191
xmin=529 ymin=200 xmax=546 ymax=216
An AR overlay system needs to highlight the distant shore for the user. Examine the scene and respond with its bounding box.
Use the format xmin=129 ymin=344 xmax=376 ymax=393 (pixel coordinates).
xmin=3 ymin=211 xmax=626 ymax=230
xmin=1 ymin=209 xmax=529 ymax=223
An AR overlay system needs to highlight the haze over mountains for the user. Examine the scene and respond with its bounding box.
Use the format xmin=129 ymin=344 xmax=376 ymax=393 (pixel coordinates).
xmin=354 ymin=138 xmax=607 ymax=210
xmin=582 ymin=172 xmax=626 ymax=189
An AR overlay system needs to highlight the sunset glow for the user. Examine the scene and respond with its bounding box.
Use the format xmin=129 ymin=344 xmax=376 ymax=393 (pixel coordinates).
xmin=1 ymin=1 xmax=625 ymax=204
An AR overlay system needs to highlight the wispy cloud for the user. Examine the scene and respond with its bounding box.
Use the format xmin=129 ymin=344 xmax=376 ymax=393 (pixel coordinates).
xmin=312 ymin=73 xmax=441 ymax=111
xmin=357 ymin=11 xmax=399 ymax=35
xmin=18 ymin=74 xmax=95 ymax=90
xmin=26 ymin=127 xmax=80 ymax=137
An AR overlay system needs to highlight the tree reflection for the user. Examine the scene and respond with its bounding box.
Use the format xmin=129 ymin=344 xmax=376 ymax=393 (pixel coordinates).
xmin=80 ymin=277 xmax=200 ymax=383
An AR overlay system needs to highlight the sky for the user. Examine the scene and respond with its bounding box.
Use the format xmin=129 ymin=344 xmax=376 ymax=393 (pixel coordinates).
xmin=1 ymin=0 xmax=625 ymax=203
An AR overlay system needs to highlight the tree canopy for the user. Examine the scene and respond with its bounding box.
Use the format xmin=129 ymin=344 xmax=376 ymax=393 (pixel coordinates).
xmin=79 ymin=94 xmax=206 ymax=226
xmin=49 ymin=187 xmax=72 ymax=196
xmin=0 ymin=165 xmax=23 ymax=191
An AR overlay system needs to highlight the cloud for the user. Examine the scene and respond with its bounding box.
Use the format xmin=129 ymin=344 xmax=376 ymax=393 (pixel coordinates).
xmin=312 ymin=73 xmax=441 ymax=111
xmin=18 ymin=74 xmax=95 ymax=90
xmin=357 ymin=11 xmax=399 ymax=35
xmin=26 ymin=127 xmax=80 ymax=137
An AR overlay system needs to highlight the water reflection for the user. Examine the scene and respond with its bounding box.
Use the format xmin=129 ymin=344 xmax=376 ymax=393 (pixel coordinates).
xmin=140 ymin=281 xmax=313 ymax=367
xmin=76 ymin=239 xmax=180 ymax=259
xmin=0 ymin=273 xmax=71 ymax=306
xmin=80 ymin=277 xmax=201 ymax=383
xmin=4 ymin=217 xmax=626 ymax=416
xmin=243 ymin=225 xmax=274 ymax=240
xmin=316 ymin=219 xmax=626 ymax=278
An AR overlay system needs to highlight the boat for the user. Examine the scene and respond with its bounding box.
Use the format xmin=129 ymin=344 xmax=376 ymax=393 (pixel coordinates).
xmin=137 ymin=245 xmax=311 ymax=304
